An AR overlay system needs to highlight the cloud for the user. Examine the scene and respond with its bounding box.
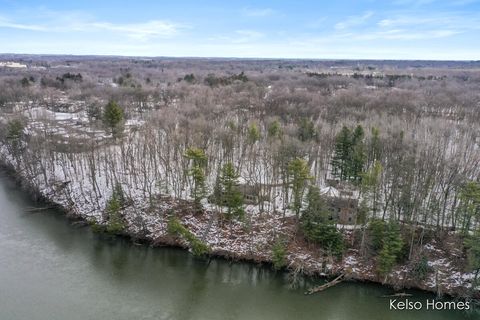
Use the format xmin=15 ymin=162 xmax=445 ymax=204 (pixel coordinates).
xmin=0 ymin=17 xmax=48 ymax=31
xmin=334 ymin=11 xmax=374 ymax=30
xmin=86 ymin=21 xmax=181 ymax=40
xmin=375 ymin=12 xmax=480 ymax=40
xmin=242 ymin=7 xmax=276 ymax=17
xmin=354 ymin=29 xmax=461 ymax=40
xmin=0 ymin=12 xmax=184 ymax=40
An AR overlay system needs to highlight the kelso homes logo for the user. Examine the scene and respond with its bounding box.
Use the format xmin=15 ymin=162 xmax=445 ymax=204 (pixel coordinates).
xmin=389 ymin=299 xmax=470 ymax=311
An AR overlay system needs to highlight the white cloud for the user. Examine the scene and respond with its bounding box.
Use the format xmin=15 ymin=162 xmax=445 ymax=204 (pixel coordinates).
xmin=354 ymin=29 xmax=460 ymax=40
xmin=0 ymin=16 xmax=48 ymax=31
xmin=335 ymin=11 xmax=374 ymax=30
xmin=0 ymin=13 xmax=184 ymax=40
xmin=87 ymin=20 xmax=181 ymax=40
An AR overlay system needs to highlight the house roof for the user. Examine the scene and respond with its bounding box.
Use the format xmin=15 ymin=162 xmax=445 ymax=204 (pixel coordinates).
xmin=320 ymin=186 xmax=340 ymax=198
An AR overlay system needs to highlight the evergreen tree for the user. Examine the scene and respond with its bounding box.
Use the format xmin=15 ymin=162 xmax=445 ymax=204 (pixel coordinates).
xmin=351 ymin=125 xmax=366 ymax=183
xmin=351 ymin=124 xmax=365 ymax=145
xmin=20 ymin=77 xmax=30 ymax=87
xmin=300 ymin=186 xmax=344 ymax=257
xmin=331 ymin=125 xmax=366 ymax=182
xmin=184 ymin=147 xmax=208 ymax=212
xmin=288 ymin=158 xmax=312 ymax=217
xmin=301 ymin=186 xmax=330 ymax=224
xmin=267 ymin=120 xmax=282 ymax=138
xmin=378 ymin=223 xmax=404 ymax=276
xmin=361 ymin=161 xmax=383 ymax=215
xmin=103 ymin=100 xmax=124 ymax=136
xmin=369 ymin=126 xmax=381 ymax=165
xmin=297 ymin=117 xmax=316 ymax=142
xmin=271 ymin=239 xmax=287 ymax=270
xmin=464 ymin=232 xmax=480 ymax=289
xmin=211 ymin=170 xmax=222 ymax=205
xmin=331 ymin=126 xmax=352 ymax=180
xmin=368 ymin=218 xmax=386 ymax=251
xmin=247 ymin=122 xmax=261 ymax=144
xmin=5 ymin=119 xmax=24 ymax=156
xmin=105 ymin=191 xmax=125 ymax=234
xmin=219 ymin=162 xmax=244 ymax=219
xmin=459 ymin=181 xmax=480 ymax=234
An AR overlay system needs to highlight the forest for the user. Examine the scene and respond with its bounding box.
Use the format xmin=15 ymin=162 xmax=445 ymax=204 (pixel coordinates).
xmin=0 ymin=55 xmax=479 ymax=299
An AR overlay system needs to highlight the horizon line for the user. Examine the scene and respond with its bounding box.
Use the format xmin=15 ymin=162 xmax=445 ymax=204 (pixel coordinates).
xmin=1 ymin=52 xmax=479 ymax=63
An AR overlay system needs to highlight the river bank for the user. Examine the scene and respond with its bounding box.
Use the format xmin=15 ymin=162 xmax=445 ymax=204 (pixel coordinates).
xmin=0 ymin=152 xmax=478 ymax=302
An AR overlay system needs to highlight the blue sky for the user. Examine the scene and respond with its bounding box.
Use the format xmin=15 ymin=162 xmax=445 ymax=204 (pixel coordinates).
xmin=0 ymin=0 xmax=479 ymax=60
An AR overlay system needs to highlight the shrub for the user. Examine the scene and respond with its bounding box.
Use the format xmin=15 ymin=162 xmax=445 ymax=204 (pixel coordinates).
xmin=368 ymin=218 xmax=386 ymax=251
xmin=304 ymin=224 xmax=345 ymax=257
xmin=377 ymin=223 xmax=404 ymax=276
xmin=167 ymin=216 xmax=210 ymax=256
xmin=105 ymin=192 xmax=125 ymax=234
xmin=412 ymin=255 xmax=432 ymax=281
xmin=272 ymin=240 xmax=287 ymax=270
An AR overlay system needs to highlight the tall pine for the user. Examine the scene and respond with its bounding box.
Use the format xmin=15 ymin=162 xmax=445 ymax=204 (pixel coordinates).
xmin=331 ymin=126 xmax=352 ymax=180
xmin=184 ymin=147 xmax=208 ymax=213
xmin=220 ymin=162 xmax=244 ymax=219
xmin=288 ymin=158 xmax=312 ymax=217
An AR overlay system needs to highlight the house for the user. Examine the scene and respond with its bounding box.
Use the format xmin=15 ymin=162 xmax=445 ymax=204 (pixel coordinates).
xmin=209 ymin=183 xmax=271 ymax=205
xmin=320 ymin=185 xmax=358 ymax=225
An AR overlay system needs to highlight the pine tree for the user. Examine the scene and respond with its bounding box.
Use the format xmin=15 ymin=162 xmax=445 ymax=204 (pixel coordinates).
xmin=184 ymin=147 xmax=208 ymax=212
xmin=369 ymin=126 xmax=381 ymax=165
xmin=5 ymin=119 xmax=24 ymax=156
xmin=271 ymin=239 xmax=287 ymax=270
xmin=368 ymin=218 xmax=386 ymax=251
xmin=220 ymin=162 xmax=244 ymax=219
xmin=361 ymin=161 xmax=382 ymax=216
xmin=459 ymin=181 xmax=480 ymax=235
xmin=247 ymin=122 xmax=261 ymax=144
xmin=331 ymin=125 xmax=366 ymax=182
xmin=464 ymin=232 xmax=480 ymax=290
xmin=267 ymin=120 xmax=281 ymax=138
xmin=331 ymin=126 xmax=352 ymax=180
xmin=298 ymin=117 xmax=316 ymax=142
xmin=105 ymin=191 xmax=125 ymax=234
xmin=211 ymin=170 xmax=222 ymax=205
xmin=351 ymin=125 xmax=366 ymax=183
xmin=288 ymin=158 xmax=312 ymax=217
xmin=103 ymin=100 xmax=124 ymax=136
xmin=300 ymin=186 xmax=344 ymax=257
xmin=301 ymin=186 xmax=330 ymax=224
xmin=351 ymin=124 xmax=365 ymax=145
xmin=378 ymin=223 xmax=404 ymax=276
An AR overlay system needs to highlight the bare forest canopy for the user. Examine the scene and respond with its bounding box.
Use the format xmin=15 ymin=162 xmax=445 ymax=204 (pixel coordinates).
xmin=1 ymin=55 xmax=480 ymax=296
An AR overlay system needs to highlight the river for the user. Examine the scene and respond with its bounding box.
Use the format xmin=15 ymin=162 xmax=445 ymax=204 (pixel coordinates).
xmin=0 ymin=170 xmax=476 ymax=320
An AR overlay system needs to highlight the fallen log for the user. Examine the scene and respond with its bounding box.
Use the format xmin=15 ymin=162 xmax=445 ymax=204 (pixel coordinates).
xmin=382 ymin=292 xmax=412 ymax=298
xmin=24 ymin=206 xmax=54 ymax=213
xmin=305 ymin=274 xmax=345 ymax=295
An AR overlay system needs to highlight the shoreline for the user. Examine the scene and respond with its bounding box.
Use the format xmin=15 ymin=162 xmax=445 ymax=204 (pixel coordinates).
xmin=1 ymin=160 xmax=477 ymax=301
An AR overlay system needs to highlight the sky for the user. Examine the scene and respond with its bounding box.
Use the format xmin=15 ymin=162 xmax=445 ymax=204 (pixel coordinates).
xmin=0 ymin=0 xmax=479 ymax=60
